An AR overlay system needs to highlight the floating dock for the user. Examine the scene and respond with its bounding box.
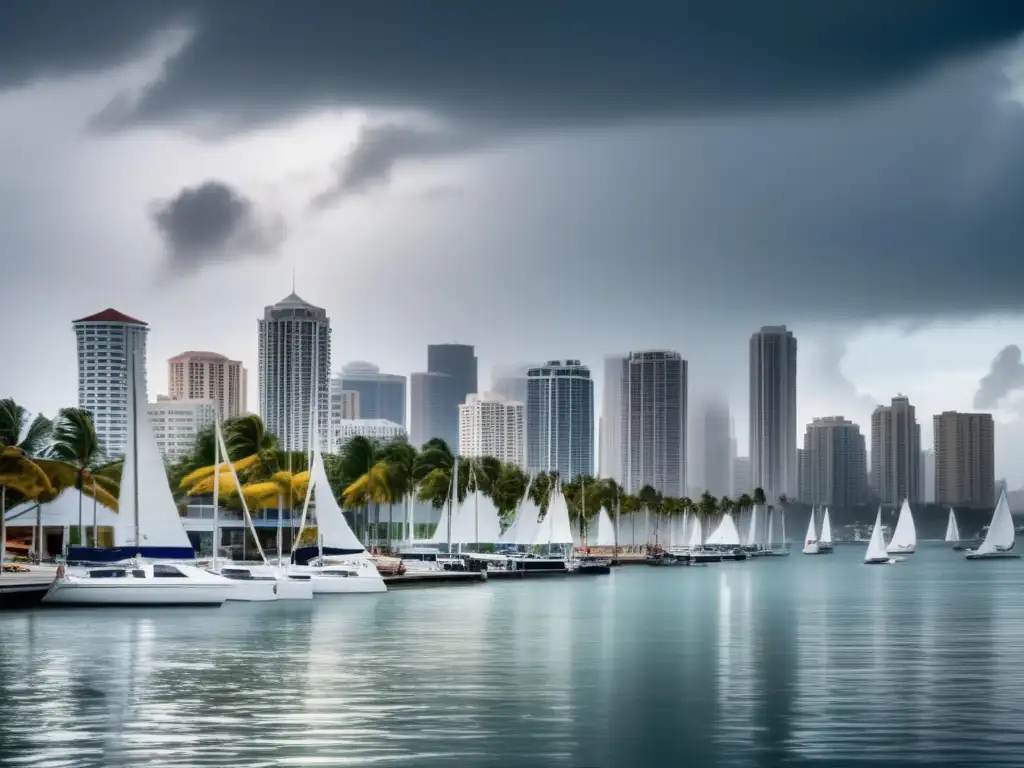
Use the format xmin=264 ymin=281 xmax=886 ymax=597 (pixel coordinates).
xmin=0 ymin=568 xmax=54 ymax=609
xmin=383 ymin=571 xmax=487 ymax=587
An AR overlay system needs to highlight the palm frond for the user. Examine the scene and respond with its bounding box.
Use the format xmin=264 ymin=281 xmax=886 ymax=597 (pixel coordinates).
xmin=179 ymin=453 xmax=261 ymax=489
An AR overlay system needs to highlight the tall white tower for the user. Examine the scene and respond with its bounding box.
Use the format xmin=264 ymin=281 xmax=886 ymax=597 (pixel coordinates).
xmin=73 ymin=308 xmax=149 ymax=459
xmin=258 ymin=292 xmax=331 ymax=452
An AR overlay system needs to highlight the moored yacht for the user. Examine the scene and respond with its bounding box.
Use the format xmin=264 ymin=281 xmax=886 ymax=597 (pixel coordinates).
xmin=966 ymin=489 xmax=1020 ymax=561
xmin=45 ymin=350 xmax=235 ymax=606
xmin=802 ymin=508 xmax=821 ymax=555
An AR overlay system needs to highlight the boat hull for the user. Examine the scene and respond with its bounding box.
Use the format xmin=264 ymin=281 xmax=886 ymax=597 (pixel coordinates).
xmin=802 ymin=543 xmax=820 ymax=554
xmin=43 ymin=580 xmax=230 ymax=606
xmin=864 ymin=557 xmax=894 ymax=565
xmin=690 ymin=552 xmax=722 ymax=563
xmin=277 ymin=575 xmax=314 ymax=600
xmin=223 ymin=578 xmax=279 ymax=602
xmin=886 ymin=546 xmax=916 ymax=555
xmin=309 ymin=573 xmax=387 ymax=593
xmin=965 ymin=552 xmax=1022 ymax=560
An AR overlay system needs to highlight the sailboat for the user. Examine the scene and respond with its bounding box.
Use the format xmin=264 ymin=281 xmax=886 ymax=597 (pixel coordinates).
xmin=864 ymin=507 xmax=895 ymax=565
xmin=764 ymin=505 xmax=791 ymax=556
xmin=45 ymin=348 xmax=234 ymax=606
xmin=705 ymin=513 xmax=746 ymax=560
xmin=817 ymin=507 xmax=835 ymax=554
xmin=290 ymin=430 xmax=387 ymax=593
xmin=966 ymin=489 xmax=1020 ymax=560
xmin=886 ymin=498 xmax=917 ymax=555
xmin=802 ymin=507 xmax=821 ymax=555
xmin=945 ymin=508 xmax=967 ymax=551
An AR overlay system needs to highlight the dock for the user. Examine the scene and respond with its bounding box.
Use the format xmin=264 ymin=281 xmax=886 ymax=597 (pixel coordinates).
xmin=384 ymin=571 xmax=487 ymax=587
xmin=0 ymin=568 xmax=55 ymax=609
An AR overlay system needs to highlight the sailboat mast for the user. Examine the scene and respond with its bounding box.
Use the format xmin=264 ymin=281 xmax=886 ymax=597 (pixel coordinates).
xmin=474 ymin=460 xmax=479 ymax=546
xmin=130 ymin=343 xmax=140 ymax=549
xmin=212 ymin=420 xmax=220 ymax=570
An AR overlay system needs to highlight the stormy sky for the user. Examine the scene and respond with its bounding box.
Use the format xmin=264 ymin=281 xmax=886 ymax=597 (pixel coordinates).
xmin=3 ymin=1 xmax=1024 ymax=482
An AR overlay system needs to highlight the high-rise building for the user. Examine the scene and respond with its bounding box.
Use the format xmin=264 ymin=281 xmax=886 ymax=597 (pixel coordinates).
xmin=619 ymin=351 xmax=687 ymax=496
xmin=526 ymin=360 xmax=594 ymax=479
xmin=147 ymin=395 xmax=216 ymax=463
xmin=749 ymin=325 xmax=798 ymax=503
xmin=257 ymin=292 xmax=331 ymax=452
xmin=409 ymin=371 xmax=450 ymax=449
xmin=598 ymin=354 xmax=626 ymax=482
xmin=933 ymin=411 xmax=995 ymax=509
xmin=73 ymin=308 xmax=149 ymax=459
xmin=327 ymin=377 xmax=359 ymax=450
xmin=799 ymin=416 xmax=869 ymax=507
xmin=337 ymin=361 xmax=406 ymax=426
xmin=458 ymin=392 xmax=526 ymax=468
xmin=870 ymin=395 xmax=921 ymax=505
xmin=732 ymin=456 xmax=751 ymax=497
xmin=167 ymin=351 xmax=247 ymax=422
xmin=689 ymin=397 xmax=730 ymax=498
xmin=426 ymin=344 xmax=478 ymax=453
xmin=921 ymin=449 xmax=936 ymax=503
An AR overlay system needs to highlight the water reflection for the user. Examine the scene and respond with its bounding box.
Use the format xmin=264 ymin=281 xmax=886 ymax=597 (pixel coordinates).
xmin=3 ymin=548 xmax=1024 ymax=767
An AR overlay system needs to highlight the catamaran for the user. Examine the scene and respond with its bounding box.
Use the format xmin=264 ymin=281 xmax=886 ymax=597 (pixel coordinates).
xmin=44 ymin=349 xmax=234 ymax=606
xmin=886 ymin=498 xmax=917 ymax=555
xmin=966 ymin=489 xmax=1020 ymax=560
xmin=864 ymin=508 xmax=895 ymax=565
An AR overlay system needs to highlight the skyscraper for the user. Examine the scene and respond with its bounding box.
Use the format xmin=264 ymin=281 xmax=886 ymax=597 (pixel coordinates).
xmin=409 ymin=371 xmax=450 ymax=449
xmin=599 ymin=354 xmax=626 ymax=482
xmin=621 ymin=351 xmax=687 ymax=496
xmin=257 ymin=292 xmax=331 ymax=452
xmin=870 ymin=395 xmax=921 ymax=505
xmin=337 ymin=361 xmax=406 ymax=426
xmin=799 ymin=416 xmax=869 ymax=507
xmin=167 ymin=351 xmax=247 ymax=421
xmin=933 ymin=411 xmax=995 ymax=509
xmin=458 ymin=392 xmax=526 ymax=468
xmin=526 ymin=360 xmax=594 ymax=479
xmin=73 ymin=308 xmax=149 ymax=459
xmin=689 ymin=397 xmax=730 ymax=497
xmin=749 ymin=325 xmax=798 ymax=502
xmin=426 ymin=344 xmax=478 ymax=453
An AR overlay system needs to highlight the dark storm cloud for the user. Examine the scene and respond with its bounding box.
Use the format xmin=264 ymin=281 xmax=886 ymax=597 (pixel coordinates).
xmin=975 ymin=346 xmax=1024 ymax=409
xmin=2 ymin=1 xmax=1024 ymax=130
xmin=149 ymin=181 xmax=285 ymax=272
xmin=311 ymin=124 xmax=476 ymax=209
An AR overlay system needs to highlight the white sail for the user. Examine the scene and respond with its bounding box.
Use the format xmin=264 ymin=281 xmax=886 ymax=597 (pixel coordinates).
xmin=706 ymin=513 xmax=741 ymax=547
xmin=975 ymin=490 xmax=1015 ymax=555
xmin=594 ymin=507 xmax=616 ymax=547
xmin=803 ymin=508 xmax=817 ymax=545
xmin=945 ymin=508 xmax=960 ymax=542
xmin=864 ymin=508 xmax=888 ymax=562
xmin=114 ymin=352 xmax=192 ymax=550
xmin=886 ymin=498 xmax=917 ymax=553
xmin=820 ymin=508 xmax=833 ymax=545
xmin=514 ymin=498 xmax=544 ymax=545
xmin=748 ymin=505 xmax=759 ymax=546
xmin=688 ymin=515 xmax=703 ymax=548
xmin=766 ymin=507 xmax=775 ymax=548
xmin=450 ymin=491 xmax=502 ymax=544
xmin=311 ymin=447 xmax=365 ymax=552
xmin=532 ymin=489 xmax=574 ymax=547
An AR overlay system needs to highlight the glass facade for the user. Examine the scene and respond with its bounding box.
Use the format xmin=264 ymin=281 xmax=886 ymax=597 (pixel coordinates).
xmin=526 ymin=361 xmax=594 ymax=479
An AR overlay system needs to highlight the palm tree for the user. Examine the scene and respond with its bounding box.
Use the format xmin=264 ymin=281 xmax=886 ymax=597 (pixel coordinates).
xmin=753 ymin=487 xmax=767 ymax=506
xmin=637 ymin=484 xmax=660 ymax=549
xmin=736 ymin=491 xmax=755 ymax=544
xmin=699 ymin=490 xmax=718 ymax=524
xmin=1 ymin=446 xmax=57 ymax=565
xmin=45 ymin=408 xmax=105 ymax=544
xmin=376 ymin=441 xmax=418 ymax=546
xmin=0 ymin=399 xmax=52 ymax=455
xmin=490 ymin=462 xmax=529 ymax=530
xmin=620 ymin=493 xmax=640 ymax=548
xmin=343 ymin=460 xmax=393 ymax=548
xmin=338 ymin=435 xmax=380 ymax=545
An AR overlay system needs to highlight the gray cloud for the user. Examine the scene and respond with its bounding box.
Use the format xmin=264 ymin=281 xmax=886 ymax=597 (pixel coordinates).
xmin=311 ymin=124 xmax=477 ymax=210
xmin=975 ymin=345 xmax=1024 ymax=409
xmin=2 ymin=2 xmax=1023 ymax=132
xmin=150 ymin=181 xmax=285 ymax=272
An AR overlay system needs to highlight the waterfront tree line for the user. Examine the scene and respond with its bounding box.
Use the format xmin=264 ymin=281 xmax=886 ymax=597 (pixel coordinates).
xmin=1 ymin=397 xmax=789 ymax=548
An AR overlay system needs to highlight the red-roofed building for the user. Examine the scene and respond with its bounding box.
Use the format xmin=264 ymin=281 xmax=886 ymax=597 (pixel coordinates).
xmin=73 ymin=309 xmax=150 ymax=458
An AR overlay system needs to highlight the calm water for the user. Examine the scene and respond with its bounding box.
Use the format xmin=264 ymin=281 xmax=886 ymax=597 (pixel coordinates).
xmin=2 ymin=545 xmax=1024 ymax=768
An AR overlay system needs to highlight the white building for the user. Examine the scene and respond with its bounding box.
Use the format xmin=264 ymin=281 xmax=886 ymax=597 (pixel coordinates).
xmin=332 ymin=419 xmax=406 ymax=451
xmin=258 ymin=292 xmax=331 ymax=452
xmin=168 ymin=351 xmax=247 ymax=421
xmin=749 ymin=325 xmax=798 ymax=503
xmin=458 ymin=392 xmax=526 ymax=467
xmin=73 ymin=308 xmax=149 ymax=460
xmin=599 ymin=354 xmax=626 ymax=482
xmin=147 ymin=395 xmax=216 ymax=463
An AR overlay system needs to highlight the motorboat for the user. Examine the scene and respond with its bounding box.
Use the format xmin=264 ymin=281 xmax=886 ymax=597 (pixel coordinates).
xmin=966 ymin=490 xmax=1020 ymax=560
xmin=886 ymin=498 xmax=917 ymax=555
xmin=863 ymin=508 xmax=895 ymax=565
xmin=44 ymin=561 xmax=233 ymax=606
xmin=571 ymin=555 xmax=612 ymax=574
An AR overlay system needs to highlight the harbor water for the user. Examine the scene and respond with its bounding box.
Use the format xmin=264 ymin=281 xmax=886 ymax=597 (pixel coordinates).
xmin=2 ymin=544 xmax=1023 ymax=767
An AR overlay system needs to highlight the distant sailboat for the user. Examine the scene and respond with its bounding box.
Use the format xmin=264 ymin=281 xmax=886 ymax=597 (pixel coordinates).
xmin=818 ymin=508 xmax=835 ymax=554
xmin=864 ymin=508 xmax=894 ymax=565
xmin=945 ymin=507 xmax=966 ymax=550
xmin=886 ymin=499 xmax=917 ymax=555
xmin=966 ymin=489 xmax=1020 ymax=560
xmin=802 ymin=507 xmax=821 ymax=555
